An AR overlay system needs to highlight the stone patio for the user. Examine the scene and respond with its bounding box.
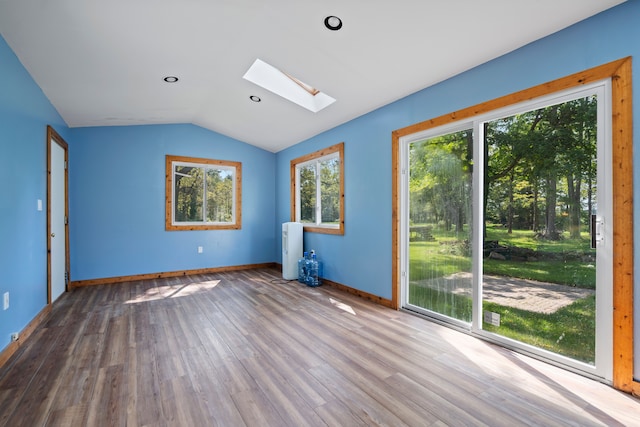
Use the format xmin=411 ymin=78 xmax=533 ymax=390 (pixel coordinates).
xmin=415 ymin=272 xmax=594 ymax=314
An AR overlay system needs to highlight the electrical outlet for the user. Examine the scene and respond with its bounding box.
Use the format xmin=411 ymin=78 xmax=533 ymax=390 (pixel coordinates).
xmin=3 ymin=292 xmax=8 ymax=310
xmin=197 ymin=246 xmax=203 ymax=253
xmin=10 ymin=333 xmax=19 ymax=342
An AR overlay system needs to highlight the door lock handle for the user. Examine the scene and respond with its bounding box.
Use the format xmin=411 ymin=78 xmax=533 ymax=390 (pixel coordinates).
xmin=591 ymin=215 xmax=603 ymax=249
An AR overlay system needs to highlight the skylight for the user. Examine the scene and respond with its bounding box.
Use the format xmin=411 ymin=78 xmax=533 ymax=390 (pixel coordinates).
xmin=243 ymin=59 xmax=336 ymax=113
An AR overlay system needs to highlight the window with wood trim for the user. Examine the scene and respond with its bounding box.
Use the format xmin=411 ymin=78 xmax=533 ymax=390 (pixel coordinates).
xmin=165 ymin=155 xmax=241 ymax=231
xmin=291 ymin=143 xmax=344 ymax=234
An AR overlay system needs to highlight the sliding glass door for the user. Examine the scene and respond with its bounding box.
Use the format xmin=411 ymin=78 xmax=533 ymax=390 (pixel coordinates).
xmin=401 ymin=82 xmax=612 ymax=379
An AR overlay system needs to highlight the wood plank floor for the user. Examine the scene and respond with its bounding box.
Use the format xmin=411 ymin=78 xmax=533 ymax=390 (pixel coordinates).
xmin=0 ymin=268 xmax=638 ymax=426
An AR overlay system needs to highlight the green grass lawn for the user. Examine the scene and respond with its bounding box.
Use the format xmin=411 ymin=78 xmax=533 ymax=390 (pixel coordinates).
xmin=409 ymin=241 xmax=470 ymax=280
xmin=408 ymin=223 xmax=596 ymax=362
xmin=483 ymin=259 xmax=596 ymax=289
xmin=484 ymin=225 xmax=596 ymax=288
xmin=409 ymin=283 xmax=595 ymax=363
xmin=408 ymin=283 xmax=473 ymax=322
xmin=410 ymin=224 xmax=596 ymax=288
xmin=483 ymin=295 xmax=595 ymax=363
xmin=486 ymin=225 xmax=592 ymax=252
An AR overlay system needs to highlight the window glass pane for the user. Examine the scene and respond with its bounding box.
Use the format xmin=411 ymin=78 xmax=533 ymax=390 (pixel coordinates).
xmin=299 ymin=164 xmax=316 ymax=223
xmin=482 ymin=95 xmax=597 ymax=363
xmin=320 ymin=158 xmax=340 ymax=225
xmin=206 ymin=168 xmax=234 ymax=223
xmin=408 ymin=129 xmax=473 ymax=323
xmin=174 ymin=165 xmax=204 ymax=222
xmin=290 ymin=142 xmax=344 ymax=234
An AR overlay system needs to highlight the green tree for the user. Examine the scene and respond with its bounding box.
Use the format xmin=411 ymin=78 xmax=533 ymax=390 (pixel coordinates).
xmin=320 ymin=158 xmax=340 ymax=223
xmin=206 ymin=169 xmax=233 ymax=222
xmin=175 ymin=166 xmax=204 ymax=222
xmin=299 ymin=165 xmax=316 ymax=223
xmin=484 ymin=96 xmax=597 ymax=240
xmin=410 ymin=130 xmax=472 ymax=232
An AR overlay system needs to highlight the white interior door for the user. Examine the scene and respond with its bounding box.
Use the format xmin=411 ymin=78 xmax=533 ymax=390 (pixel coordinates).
xmin=50 ymin=136 xmax=66 ymax=302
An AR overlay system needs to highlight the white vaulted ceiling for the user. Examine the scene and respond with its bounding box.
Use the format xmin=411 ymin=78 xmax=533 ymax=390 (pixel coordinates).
xmin=0 ymin=0 xmax=625 ymax=152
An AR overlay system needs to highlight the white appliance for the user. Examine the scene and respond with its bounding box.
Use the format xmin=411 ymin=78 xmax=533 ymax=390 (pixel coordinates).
xmin=282 ymin=222 xmax=303 ymax=280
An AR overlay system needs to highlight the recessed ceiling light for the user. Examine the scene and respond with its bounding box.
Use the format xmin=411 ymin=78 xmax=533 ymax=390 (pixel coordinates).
xmin=249 ymin=95 xmax=261 ymax=102
xmin=163 ymin=76 xmax=179 ymax=83
xmin=324 ymin=16 xmax=342 ymax=31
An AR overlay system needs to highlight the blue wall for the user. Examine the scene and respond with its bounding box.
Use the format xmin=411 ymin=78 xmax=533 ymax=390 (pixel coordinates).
xmin=0 ymin=35 xmax=277 ymax=353
xmin=276 ymin=0 xmax=640 ymax=297
xmin=69 ymin=124 xmax=276 ymax=281
xmin=275 ymin=1 xmax=640 ymax=374
xmin=0 ymin=35 xmax=69 ymax=349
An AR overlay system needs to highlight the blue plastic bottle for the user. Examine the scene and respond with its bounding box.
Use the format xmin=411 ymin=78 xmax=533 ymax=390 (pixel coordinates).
xmin=298 ymin=252 xmax=308 ymax=283
xmin=307 ymin=254 xmax=319 ymax=287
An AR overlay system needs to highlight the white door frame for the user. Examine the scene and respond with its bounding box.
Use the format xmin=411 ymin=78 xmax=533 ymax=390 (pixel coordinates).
xmin=47 ymin=125 xmax=70 ymax=304
xmin=399 ymin=82 xmax=613 ymax=381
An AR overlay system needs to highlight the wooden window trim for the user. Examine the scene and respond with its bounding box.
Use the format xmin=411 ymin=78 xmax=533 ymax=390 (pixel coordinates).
xmin=165 ymin=154 xmax=242 ymax=231
xmin=290 ymin=142 xmax=345 ymax=235
xmin=392 ymin=57 xmax=636 ymax=394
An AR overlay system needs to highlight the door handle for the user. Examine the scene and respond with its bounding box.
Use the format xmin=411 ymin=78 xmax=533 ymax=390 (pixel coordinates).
xmin=51 ymin=233 xmax=55 ymax=238
xmin=591 ymin=215 xmax=603 ymax=249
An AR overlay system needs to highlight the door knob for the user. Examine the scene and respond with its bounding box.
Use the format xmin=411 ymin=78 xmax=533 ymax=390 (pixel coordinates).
xmin=51 ymin=233 xmax=55 ymax=238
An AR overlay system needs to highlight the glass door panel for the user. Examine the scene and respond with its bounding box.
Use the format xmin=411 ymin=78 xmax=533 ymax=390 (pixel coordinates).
xmin=481 ymin=95 xmax=598 ymax=364
xmin=407 ymin=129 xmax=473 ymax=323
xmin=401 ymin=82 xmax=611 ymax=378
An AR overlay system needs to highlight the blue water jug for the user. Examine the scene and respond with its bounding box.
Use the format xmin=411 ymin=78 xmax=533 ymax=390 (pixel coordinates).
xmin=298 ymin=252 xmax=308 ymax=283
xmin=306 ymin=254 xmax=320 ymax=287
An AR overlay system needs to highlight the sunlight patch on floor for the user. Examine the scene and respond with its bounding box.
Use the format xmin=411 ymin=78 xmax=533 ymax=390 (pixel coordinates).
xmin=125 ymin=279 xmax=220 ymax=304
xmin=330 ymin=297 xmax=356 ymax=315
